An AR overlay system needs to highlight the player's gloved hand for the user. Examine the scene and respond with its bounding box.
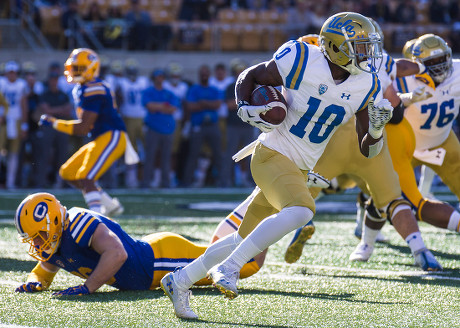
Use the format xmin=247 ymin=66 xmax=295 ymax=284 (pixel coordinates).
xmin=15 ymin=281 xmax=43 ymax=293
xmin=52 ymin=284 xmax=90 ymax=296
xmin=368 ymin=98 xmax=393 ymax=139
xmin=38 ymin=114 xmax=56 ymax=127
xmin=306 ymin=171 xmax=330 ymax=189
xmin=237 ymin=100 xmax=278 ymax=133
xmin=399 ymin=86 xmax=433 ymax=107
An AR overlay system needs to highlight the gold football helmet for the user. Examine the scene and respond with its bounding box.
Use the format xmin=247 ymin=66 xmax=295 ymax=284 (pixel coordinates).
xmin=297 ymin=34 xmax=319 ymax=46
xmin=367 ymin=17 xmax=384 ymax=45
xmin=402 ymin=38 xmax=418 ymax=59
xmin=15 ymin=193 xmax=67 ymax=261
xmin=412 ymin=34 xmax=452 ymax=84
xmin=319 ymin=12 xmax=383 ymax=74
xmin=64 ymin=48 xmax=100 ymax=83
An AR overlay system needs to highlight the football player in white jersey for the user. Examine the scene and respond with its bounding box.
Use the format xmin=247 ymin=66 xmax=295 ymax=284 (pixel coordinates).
xmin=117 ymin=58 xmax=149 ymax=188
xmin=0 ymin=61 xmax=27 ymax=189
xmin=160 ymin=12 xmax=395 ymax=319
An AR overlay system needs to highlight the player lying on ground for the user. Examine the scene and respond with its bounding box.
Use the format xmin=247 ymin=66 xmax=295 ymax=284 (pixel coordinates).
xmin=14 ymin=193 xmax=261 ymax=295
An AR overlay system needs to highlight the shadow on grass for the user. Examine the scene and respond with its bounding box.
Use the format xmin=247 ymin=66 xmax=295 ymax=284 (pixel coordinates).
xmin=384 ymin=243 xmax=460 ymax=261
xmin=48 ymin=288 xmax=166 ymax=302
xmin=191 ymin=319 xmax=299 ymax=328
xmin=298 ymin=266 xmax=460 ymax=288
xmin=0 ymin=257 xmax=36 ymax=272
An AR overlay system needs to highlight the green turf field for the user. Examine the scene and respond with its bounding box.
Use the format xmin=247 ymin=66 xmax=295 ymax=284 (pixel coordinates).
xmin=0 ymin=189 xmax=459 ymax=328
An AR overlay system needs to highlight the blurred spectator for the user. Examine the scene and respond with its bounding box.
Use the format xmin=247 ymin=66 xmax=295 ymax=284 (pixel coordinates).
xmin=103 ymin=6 xmax=126 ymax=48
xmin=141 ymin=69 xmax=179 ymax=188
xmin=209 ymin=63 xmax=234 ymax=152
xmin=47 ymin=61 xmax=75 ymax=105
xmin=183 ymin=65 xmax=223 ymax=187
xmin=34 ymin=71 xmax=72 ymax=188
xmin=124 ymin=0 xmax=153 ymax=50
xmin=17 ymin=62 xmax=43 ymax=187
xmin=0 ymin=61 xmax=27 ymax=189
xmin=83 ymin=2 xmax=105 ymax=22
xmin=393 ymin=0 xmax=417 ymax=24
xmin=163 ymin=63 xmax=190 ymax=187
xmin=178 ymin=0 xmax=211 ymax=21
xmin=367 ymin=0 xmax=392 ymax=23
xmin=429 ymin=0 xmax=454 ymax=24
xmin=117 ymin=58 xmax=149 ymax=188
xmin=221 ymin=59 xmax=255 ymax=187
xmin=61 ymin=0 xmax=83 ymax=49
xmin=285 ymin=0 xmax=314 ymax=39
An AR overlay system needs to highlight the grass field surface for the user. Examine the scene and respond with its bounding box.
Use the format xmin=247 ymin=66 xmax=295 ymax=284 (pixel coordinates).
xmin=0 ymin=189 xmax=459 ymax=328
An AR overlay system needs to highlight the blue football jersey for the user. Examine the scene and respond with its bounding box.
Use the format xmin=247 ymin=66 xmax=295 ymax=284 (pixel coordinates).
xmin=73 ymin=78 xmax=126 ymax=138
xmin=48 ymin=207 xmax=155 ymax=290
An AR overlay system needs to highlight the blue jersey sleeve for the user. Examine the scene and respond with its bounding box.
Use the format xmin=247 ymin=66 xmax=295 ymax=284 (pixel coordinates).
xmin=80 ymin=84 xmax=108 ymax=114
xmin=186 ymin=85 xmax=199 ymax=102
xmin=68 ymin=211 xmax=101 ymax=247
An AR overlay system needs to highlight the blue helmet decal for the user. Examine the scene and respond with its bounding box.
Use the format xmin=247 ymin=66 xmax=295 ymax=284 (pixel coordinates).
xmin=33 ymin=202 xmax=48 ymax=222
xmin=325 ymin=17 xmax=356 ymax=37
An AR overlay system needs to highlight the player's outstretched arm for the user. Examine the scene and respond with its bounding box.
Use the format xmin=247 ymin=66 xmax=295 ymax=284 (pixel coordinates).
xmin=39 ymin=110 xmax=98 ymax=136
xmin=16 ymin=261 xmax=59 ymax=293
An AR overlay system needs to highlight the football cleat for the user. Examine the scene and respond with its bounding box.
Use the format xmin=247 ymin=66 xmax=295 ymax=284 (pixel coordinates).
xmin=413 ymin=248 xmax=443 ymax=272
xmin=102 ymin=198 xmax=124 ymax=217
xmin=349 ymin=242 xmax=374 ymax=262
xmin=160 ymin=271 xmax=198 ymax=319
xmin=207 ymin=264 xmax=240 ymax=300
xmin=284 ymin=221 xmax=315 ymax=264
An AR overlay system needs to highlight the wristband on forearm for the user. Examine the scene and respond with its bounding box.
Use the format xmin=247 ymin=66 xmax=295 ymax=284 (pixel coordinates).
xmin=27 ymin=262 xmax=58 ymax=289
xmin=53 ymin=119 xmax=75 ymax=135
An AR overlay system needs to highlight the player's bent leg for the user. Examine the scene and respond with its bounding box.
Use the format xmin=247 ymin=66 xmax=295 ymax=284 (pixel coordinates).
xmin=388 ymin=199 xmax=442 ymax=271
xmin=419 ymin=198 xmax=460 ymax=233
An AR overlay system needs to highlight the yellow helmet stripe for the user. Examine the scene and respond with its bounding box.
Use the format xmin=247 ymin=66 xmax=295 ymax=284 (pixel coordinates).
xmin=286 ymin=42 xmax=309 ymax=90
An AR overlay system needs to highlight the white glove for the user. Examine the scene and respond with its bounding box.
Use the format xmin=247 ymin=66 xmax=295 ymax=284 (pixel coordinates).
xmin=399 ymin=86 xmax=433 ymax=107
xmin=237 ymin=101 xmax=279 ymax=133
xmin=306 ymin=171 xmax=330 ymax=189
xmin=368 ymin=98 xmax=393 ymax=139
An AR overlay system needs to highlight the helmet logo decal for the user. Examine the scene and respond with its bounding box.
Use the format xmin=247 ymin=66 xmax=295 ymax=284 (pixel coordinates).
xmin=33 ymin=202 xmax=48 ymax=222
xmin=326 ymin=17 xmax=356 ymax=37
xmin=318 ymin=84 xmax=328 ymax=95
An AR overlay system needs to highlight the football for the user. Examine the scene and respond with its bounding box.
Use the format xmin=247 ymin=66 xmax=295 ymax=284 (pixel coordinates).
xmin=250 ymin=85 xmax=287 ymax=125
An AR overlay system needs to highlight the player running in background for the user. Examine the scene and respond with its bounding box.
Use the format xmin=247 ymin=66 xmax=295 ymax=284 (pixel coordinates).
xmin=161 ymin=12 xmax=394 ymax=319
xmin=39 ymin=48 xmax=131 ymax=216
xmin=14 ymin=193 xmax=261 ymax=295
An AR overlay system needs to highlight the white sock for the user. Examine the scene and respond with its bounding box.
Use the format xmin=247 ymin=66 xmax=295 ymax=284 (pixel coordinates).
xmin=226 ymin=206 xmax=313 ymax=269
xmin=405 ymin=232 xmax=426 ymax=254
xmin=447 ymin=211 xmax=460 ymax=232
xmin=100 ymin=190 xmax=114 ymax=208
xmin=84 ymin=191 xmax=102 ymax=213
xmin=362 ymin=221 xmax=379 ymax=247
xmin=177 ymin=232 xmax=243 ymax=289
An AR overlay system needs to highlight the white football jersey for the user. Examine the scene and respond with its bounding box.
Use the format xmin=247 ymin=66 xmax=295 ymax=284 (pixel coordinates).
xmin=163 ymin=80 xmax=188 ymax=121
xmin=377 ymin=52 xmax=395 ymax=92
xmin=0 ymin=78 xmax=27 ymax=120
xmin=396 ymin=59 xmax=460 ymax=150
xmin=118 ymin=76 xmax=149 ymax=119
xmin=259 ymin=40 xmax=382 ymax=170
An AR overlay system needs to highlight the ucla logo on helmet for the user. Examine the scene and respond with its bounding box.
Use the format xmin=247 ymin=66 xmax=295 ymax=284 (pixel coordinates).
xmin=413 ymin=46 xmax=422 ymax=56
xmin=87 ymin=53 xmax=96 ymax=61
xmin=33 ymin=202 xmax=48 ymax=222
xmin=326 ymin=17 xmax=356 ymax=37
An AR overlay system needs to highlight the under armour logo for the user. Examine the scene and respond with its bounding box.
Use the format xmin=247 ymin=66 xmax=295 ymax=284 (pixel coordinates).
xmin=436 ymin=150 xmax=442 ymax=158
xmin=341 ymin=93 xmax=351 ymax=100
xmin=166 ymin=281 xmax=173 ymax=294
xmin=442 ymin=90 xmax=449 ymax=95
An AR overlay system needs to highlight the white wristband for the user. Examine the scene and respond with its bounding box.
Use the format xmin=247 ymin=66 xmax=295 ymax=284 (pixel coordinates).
xmin=416 ymin=61 xmax=426 ymax=74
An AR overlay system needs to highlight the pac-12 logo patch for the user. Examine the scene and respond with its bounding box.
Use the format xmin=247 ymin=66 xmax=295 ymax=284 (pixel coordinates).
xmin=319 ymin=84 xmax=328 ymax=95
xmin=33 ymin=202 xmax=48 ymax=222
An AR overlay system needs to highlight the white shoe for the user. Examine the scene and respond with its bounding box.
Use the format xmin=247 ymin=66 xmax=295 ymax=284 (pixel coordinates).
xmin=413 ymin=248 xmax=443 ymax=272
xmin=376 ymin=231 xmax=389 ymax=243
xmin=349 ymin=242 xmax=374 ymax=262
xmin=102 ymin=198 xmax=124 ymax=216
xmin=207 ymin=263 xmax=240 ymax=299
xmin=160 ymin=271 xmax=198 ymax=319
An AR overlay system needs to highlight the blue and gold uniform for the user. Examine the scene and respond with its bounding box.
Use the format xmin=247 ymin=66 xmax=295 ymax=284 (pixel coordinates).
xmin=60 ymin=78 xmax=127 ymax=181
xmin=47 ymin=207 xmax=259 ymax=290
